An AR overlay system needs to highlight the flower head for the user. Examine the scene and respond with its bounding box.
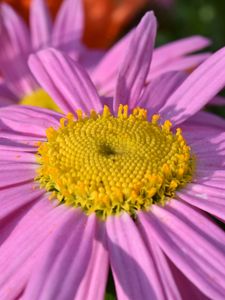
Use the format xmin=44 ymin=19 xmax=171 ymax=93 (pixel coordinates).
xmin=0 ymin=0 xmax=103 ymax=108
xmin=0 ymin=1 xmax=211 ymax=111
xmin=1 ymin=11 xmax=225 ymax=299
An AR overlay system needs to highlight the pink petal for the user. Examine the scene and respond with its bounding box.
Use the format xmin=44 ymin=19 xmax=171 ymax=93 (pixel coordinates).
xmin=0 ymin=105 xmax=61 ymax=138
xmin=0 ymin=4 xmax=37 ymax=97
xmin=209 ymin=95 xmax=225 ymax=106
xmin=66 ymin=220 xmax=108 ymax=300
xmin=0 ymin=201 xmax=39 ymax=251
xmin=91 ymin=31 xmax=133 ymax=95
xmin=52 ymin=0 xmax=83 ymax=56
xmin=23 ymin=213 xmax=96 ymax=300
xmin=183 ymin=110 xmax=225 ymax=130
xmin=139 ymin=203 xmax=225 ymax=299
xmin=29 ymin=48 xmax=102 ymax=114
xmin=30 ymin=0 xmax=52 ymax=49
xmin=0 ymin=150 xmax=35 ymax=163
xmin=114 ymin=12 xmax=157 ymax=110
xmin=0 ymin=137 xmax=38 ymax=152
xmin=0 ymin=82 xmax=18 ymax=106
xmin=0 ymin=181 xmax=43 ymax=220
xmin=0 ymin=164 xmax=36 ymax=188
xmin=0 ymin=199 xmax=72 ymax=294
xmin=138 ymin=71 xmax=187 ymax=114
xmin=151 ymin=36 xmax=211 ymax=71
xmin=1 ymin=3 xmax=30 ymax=54
xmin=177 ymin=184 xmax=225 ymax=222
xmin=159 ymin=46 xmax=225 ymax=125
xmin=168 ymin=259 xmax=210 ymax=300
xmin=149 ymin=53 xmax=210 ymax=81
xmin=106 ymin=213 xmax=165 ymax=300
xmin=188 ymin=132 xmax=225 ymax=157
xmin=78 ymin=46 xmax=105 ymax=73
xmin=138 ymin=220 xmax=182 ymax=299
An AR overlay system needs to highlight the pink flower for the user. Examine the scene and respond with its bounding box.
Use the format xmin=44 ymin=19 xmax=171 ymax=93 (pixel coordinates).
xmin=0 ymin=0 xmax=103 ymax=107
xmin=1 ymin=12 xmax=225 ymax=299
xmin=0 ymin=1 xmax=210 ymax=109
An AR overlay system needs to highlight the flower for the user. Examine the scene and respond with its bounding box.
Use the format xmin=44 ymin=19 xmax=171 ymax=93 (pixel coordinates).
xmin=0 ymin=1 xmax=211 ymax=111
xmin=2 ymin=0 xmax=173 ymax=49
xmin=1 ymin=12 xmax=225 ymax=299
xmin=0 ymin=1 xmax=210 ymax=113
xmin=1 ymin=0 xmax=62 ymax=21
xmin=0 ymin=0 xmax=103 ymax=110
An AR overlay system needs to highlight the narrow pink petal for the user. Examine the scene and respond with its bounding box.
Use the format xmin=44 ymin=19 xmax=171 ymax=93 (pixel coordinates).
xmin=106 ymin=213 xmax=165 ymax=300
xmin=138 ymin=220 xmax=182 ymax=299
xmin=137 ymin=71 xmax=187 ymax=114
xmin=193 ymin=177 xmax=225 ymax=189
xmin=0 ymin=230 xmax=42 ymax=299
xmin=91 ymin=31 xmax=132 ymax=93
xmin=78 ymin=46 xmax=105 ymax=73
xmin=0 ymin=198 xmax=39 ymax=248
xmin=0 ymin=204 xmax=78 ymax=300
xmin=52 ymin=0 xmax=83 ymax=55
xmin=182 ymin=127 xmax=223 ymax=144
xmin=168 ymin=260 xmax=210 ymax=300
xmin=148 ymin=53 xmax=210 ymax=81
xmin=0 ymin=164 xmax=36 ymax=188
xmin=0 ymin=181 xmax=43 ymax=220
xmin=0 ymin=115 xmax=51 ymax=138
xmin=29 ymin=48 xmax=102 ymax=114
xmin=0 ymin=96 xmax=15 ymax=107
xmin=167 ymin=200 xmax=225 ymax=249
xmin=0 ymin=105 xmax=61 ymax=138
xmin=183 ymin=111 xmax=225 ymax=130
xmin=0 ymin=5 xmax=37 ymax=97
xmin=159 ymin=47 xmax=225 ymax=125
xmin=1 ymin=3 xmax=30 ymax=54
xmin=0 ymin=150 xmax=35 ymax=163
xmin=114 ymin=12 xmax=157 ymax=110
xmin=23 ymin=213 xmax=96 ymax=300
xmin=177 ymin=185 xmax=225 ymax=222
xmin=139 ymin=204 xmax=225 ymax=299
xmin=0 ymin=199 xmax=72 ymax=290
xmin=0 ymin=82 xmax=18 ymax=106
xmin=0 ymin=104 xmax=62 ymax=121
xmin=0 ymin=138 xmax=38 ymax=152
xmin=151 ymin=36 xmax=211 ymax=70
xmin=209 ymin=95 xmax=225 ymax=106
xmin=30 ymin=0 xmax=52 ymax=49
xmin=67 ymin=220 xmax=108 ymax=300
xmin=188 ymin=132 xmax=225 ymax=157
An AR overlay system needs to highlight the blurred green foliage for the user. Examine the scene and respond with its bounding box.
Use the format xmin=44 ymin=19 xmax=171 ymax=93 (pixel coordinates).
xmin=152 ymin=0 xmax=225 ymax=51
xmin=123 ymin=0 xmax=225 ymax=51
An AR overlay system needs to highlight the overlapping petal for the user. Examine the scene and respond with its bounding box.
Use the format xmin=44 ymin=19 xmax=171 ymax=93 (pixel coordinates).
xmin=159 ymin=46 xmax=225 ymax=124
xmin=29 ymin=48 xmax=102 ymax=114
xmin=106 ymin=213 xmax=165 ymax=300
xmin=139 ymin=203 xmax=225 ymax=299
xmin=114 ymin=11 xmax=157 ymax=110
xmin=30 ymin=0 xmax=52 ymax=49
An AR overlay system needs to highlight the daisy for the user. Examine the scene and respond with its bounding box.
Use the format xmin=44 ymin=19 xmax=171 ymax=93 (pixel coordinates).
xmin=0 ymin=1 xmax=210 ymax=110
xmin=0 ymin=0 xmax=103 ymax=110
xmin=1 ymin=12 xmax=225 ymax=299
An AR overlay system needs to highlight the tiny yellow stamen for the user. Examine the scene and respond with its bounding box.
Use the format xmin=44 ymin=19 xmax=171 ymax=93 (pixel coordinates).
xmin=36 ymin=105 xmax=194 ymax=219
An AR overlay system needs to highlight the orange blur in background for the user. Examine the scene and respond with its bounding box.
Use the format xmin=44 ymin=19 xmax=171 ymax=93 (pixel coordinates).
xmin=0 ymin=0 xmax=149 ymax=48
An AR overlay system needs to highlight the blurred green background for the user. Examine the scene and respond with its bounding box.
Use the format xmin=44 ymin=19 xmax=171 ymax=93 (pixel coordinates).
xmin=126 ymin=0 xmax=225 ymax=119
xmin=141 ymin=0 xmax=225 ymax=51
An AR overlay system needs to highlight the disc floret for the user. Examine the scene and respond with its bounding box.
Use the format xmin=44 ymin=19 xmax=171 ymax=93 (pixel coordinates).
xmin=36 ymin=105 xmax=194 ymax=219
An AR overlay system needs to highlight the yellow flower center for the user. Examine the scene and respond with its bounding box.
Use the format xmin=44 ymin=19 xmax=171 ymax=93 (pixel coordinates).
xmin=20 ymin=89 xmax=61 ymax=112
xmin=36 ymin=105 xmax=194 ymax=219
